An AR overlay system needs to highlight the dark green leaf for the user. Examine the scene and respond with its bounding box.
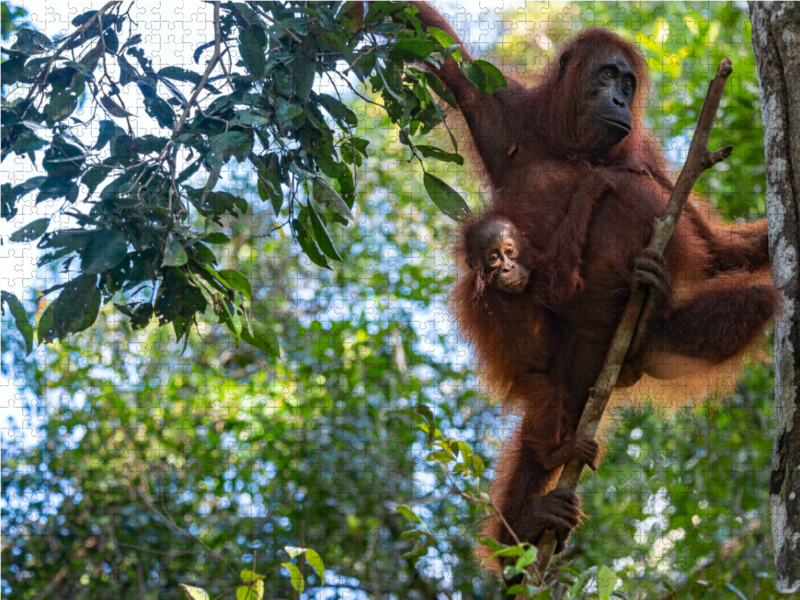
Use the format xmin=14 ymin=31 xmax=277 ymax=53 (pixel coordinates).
xmin=204 ymin=232 xmax=230 ymax=244
xmin=390 ymin=39 xmax=434 ymax=61
xmin=422 ymin=173 xmax=470 ymax=220
xmin=95 ymin=119 xmax=123 ymax=150
xmin=103 ymin=28 xmax=118 ymax=53
xmin=43 ymin=137 xmax=85 ymax=180
xmin=312 ymin=179 xmax=354 ymax=224
xmin=276 ymin=99 xmax=303 ymax=123
xmin=1 ymin=291 xmax=34 ymax=354
xmin=193 ymin=40 xmax=215 ymax=64
xmin=316 ymin=93 xmax=358 ymax=126
xmin=162 ymin=234 xmax=188 ymax=267
xmin=80 ymin=229 xmax=128 ymax=274
xmin=231 ymin=110 xmax=271 ymax=127
xmin=101 ymin=95 xmax=133 ymax=117
xmin=292 ymin=218 xmax=330 ymax=270
xmin=12 ymin=131 xmax=48 ymax=154
xmin=10 ymin=218 xmax=49 ymax=242
xmin=2 ymin=184 xmax=18 ymax=220
xmin=211 ymin=131 xmax=253 ymax=163
xmin=307 ymin=201 xmax=343 ymax=262
xmin=117 ymin=54 xmax=139 ymax=85
xmin=218 ymin=269 xmax=252 ymax=299
xmin=424 ymin=72 xmax=457 ymax=108
xmin=293 ymin=44 xmax=316 ymax=103
xmin=81 ymin=165 xmax=112 ymax=197
xmin=364 ymin=1 xmax=402 ymax=25
xmin=220 ymin=299 xmax=242 ymax=340
xmin=414 ymin=145 xmax=464 ymax=165
xmin=15 ymin=28 xmax=51 ymax=54
xmin=474 ymin=59 xmax=508 ymax=93
xmin=200 ymin=191 xmax=248 ymax=218
xmin=241 ymin=321 xmax=280 ymax=356
xmin=80 ymin=43 xmax=103 ymax=72
xmin=239 ymin=27 xmax=267 ymax=79
xmin=158 ymin=65 xmax=218 ymax=92
xmin=37 ymin=273 xmax=101 ymax=343
xmin=44 ymin=89 xmax=79 ymax=122
xmin=39 ymin=228 xmax=96 ymax=251
xmin=144 ymin=95 xmax=175 ymax=128
xmin=461 ymin=61 xmax=486 ymax=93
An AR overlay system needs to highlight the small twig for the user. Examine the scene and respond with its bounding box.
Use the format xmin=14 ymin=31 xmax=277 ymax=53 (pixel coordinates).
xmin=438 ymin=462 xmax=522 ymax=546
xmin=136 ymin=487 xmax=245 ymax=585
xmin=247 ymin=1 xmax=302 ymax=43
xmin=17 ymin=1 xmax=120 ymax=121
xmin=525 ymin=58 xmax=734 ymax=590
xmin=117 ymin=542 xmax=196 ymax=557
xmin=131 ymin=1 xmax=223 ymax=192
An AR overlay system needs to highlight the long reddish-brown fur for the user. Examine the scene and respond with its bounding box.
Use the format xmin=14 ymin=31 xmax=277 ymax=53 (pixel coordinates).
xmin=369 ymin=1 xmax=778 ymax=576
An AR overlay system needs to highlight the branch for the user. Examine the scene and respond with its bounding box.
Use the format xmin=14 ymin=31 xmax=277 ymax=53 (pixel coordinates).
xmin=18 ymin=1 xmax=120 ymax=120
xmin=526 ymin=58 xmax=734 ymax=589
xmin=131 ymin=0 xmax=223 ymax=192
xmin=136 ymin=486 xmax=245 ymax=585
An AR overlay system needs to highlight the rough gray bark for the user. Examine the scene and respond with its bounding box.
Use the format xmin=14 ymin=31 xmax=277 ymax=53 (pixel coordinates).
xmin=750 ymin=2 xmax=800 ymax=591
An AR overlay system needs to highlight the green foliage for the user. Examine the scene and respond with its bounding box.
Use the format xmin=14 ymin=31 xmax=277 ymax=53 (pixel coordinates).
xmin=1 ymin=3 xmax=791 ymax=600
xmin=1 ymin=1 xmax=504 ymax=348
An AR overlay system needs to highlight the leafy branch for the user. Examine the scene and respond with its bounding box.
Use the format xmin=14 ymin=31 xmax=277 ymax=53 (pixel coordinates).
xmin=1 ymin=1 xmax=481 ymax=353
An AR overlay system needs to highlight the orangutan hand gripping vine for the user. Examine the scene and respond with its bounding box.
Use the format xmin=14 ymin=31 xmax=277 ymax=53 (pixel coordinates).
xmin=382 ymin=0 xmax=777 ymax=578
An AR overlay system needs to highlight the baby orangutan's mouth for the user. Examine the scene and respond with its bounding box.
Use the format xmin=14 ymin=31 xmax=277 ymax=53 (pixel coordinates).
xmin=499 ymin=277 xmax=527 ymax=293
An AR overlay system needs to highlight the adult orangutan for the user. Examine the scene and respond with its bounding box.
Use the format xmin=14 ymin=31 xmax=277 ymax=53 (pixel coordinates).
xmin=398 ymin=0 xmax=777 ymax=579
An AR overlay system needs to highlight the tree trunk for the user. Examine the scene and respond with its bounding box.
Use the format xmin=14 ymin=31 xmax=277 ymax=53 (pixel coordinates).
xmin=750 ymin=2 xmax=800 ymax=590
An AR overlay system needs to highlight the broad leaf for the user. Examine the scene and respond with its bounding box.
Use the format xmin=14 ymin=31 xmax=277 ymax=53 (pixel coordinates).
xmin=81 ymin=230 xmax=128 ymax=274
xmin=1 ymin=290 xmax=34 ymax=354
xmin=307 ymin=201 xmax=343 ymax=262
xmin=415 ymin=145 xmax=463 ymax=165
xmin=281 ymin=563 xmax=304 ymax=593
xmin=597 ymin=565 xmax=617 ymax=600
xmin=38 ymin=273 xmax=101 ymax=343
xmin=312 ymin=179 xmax=354 ymax=223
xmin=292 ymin=218 xmax=330 ymax=270
xmin=422 ymin=173 xmax=470 ymax=220
xmin=10 ymin=218 xmax=49 ymax=243
xmin=241 ymin=321 xmax=280 ymax=356
xmin=179 ymin=584 xmax=210 ymax=600
xmin=218 ymin=269 xmax=252 ymax=299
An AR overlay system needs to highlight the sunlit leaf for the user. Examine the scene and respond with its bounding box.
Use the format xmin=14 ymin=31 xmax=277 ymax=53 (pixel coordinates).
xmin=179 ymin=584 xmax=209 ymax=600
xmin=282 ymin=563 xmax=304 ymax=593
xmin=597 ymin=565 xmax=616 ymax=600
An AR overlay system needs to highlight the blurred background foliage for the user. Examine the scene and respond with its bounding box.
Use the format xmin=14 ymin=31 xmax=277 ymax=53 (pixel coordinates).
xmin=1 ymin=2 xmax=787 ymax=600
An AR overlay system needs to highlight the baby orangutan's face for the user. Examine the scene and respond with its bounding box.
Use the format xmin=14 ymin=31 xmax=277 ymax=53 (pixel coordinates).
xmin=477 ymin=217 xmax=530 ymax=294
